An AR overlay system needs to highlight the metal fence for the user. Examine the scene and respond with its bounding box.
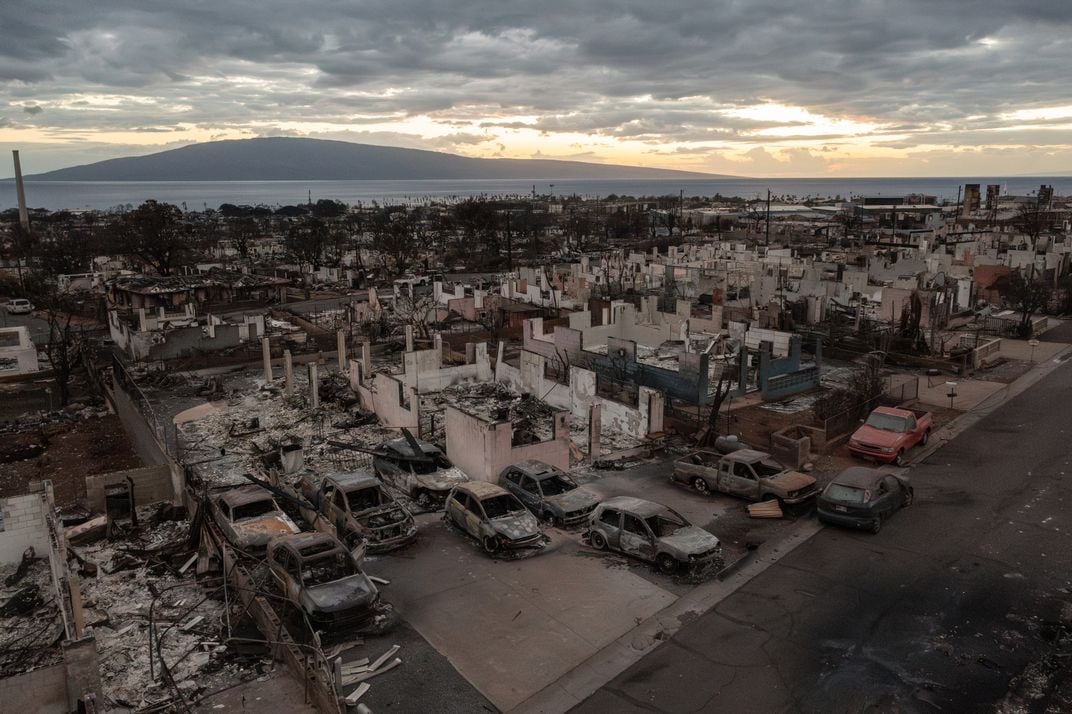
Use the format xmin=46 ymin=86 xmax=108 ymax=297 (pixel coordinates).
xmin=883 ymin=375 xmax=919 ymax=404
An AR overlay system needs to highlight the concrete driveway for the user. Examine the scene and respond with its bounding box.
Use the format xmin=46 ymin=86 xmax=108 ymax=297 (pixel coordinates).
xmin=367 ymin=456 xmax=809 ymax=711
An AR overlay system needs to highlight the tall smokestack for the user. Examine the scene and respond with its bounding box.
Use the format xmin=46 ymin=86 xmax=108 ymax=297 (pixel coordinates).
xmin=12 ymin=151 xmax=30 ymax=232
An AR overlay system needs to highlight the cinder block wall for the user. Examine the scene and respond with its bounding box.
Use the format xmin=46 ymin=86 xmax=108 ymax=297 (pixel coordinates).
xmin=85 ymin=465 xmax=174 ymax=513
xmin=0 ymin=663 xmax=68 ymax=713
xmin=0 ymin=493 xmax=50 ymax=564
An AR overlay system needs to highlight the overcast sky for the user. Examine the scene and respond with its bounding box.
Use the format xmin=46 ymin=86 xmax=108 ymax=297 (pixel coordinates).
xmin=2 ymin=0 xmax=1071 ymax=178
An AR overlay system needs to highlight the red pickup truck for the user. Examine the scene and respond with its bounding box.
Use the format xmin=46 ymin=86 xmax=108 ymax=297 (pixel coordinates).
xmin=848 ymin=406 xmax=932 ymax=466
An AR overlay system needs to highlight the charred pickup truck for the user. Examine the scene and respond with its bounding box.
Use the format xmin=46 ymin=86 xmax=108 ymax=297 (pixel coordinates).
xmin=209 ymin=485 xmax=300 ymax=553
xmin=672 ymin=449 xmax=818 ymax=506
xmin=297 ymin=471 xmax=417 ymax=553
xmin=848 ymin=406 xmax=932 ymax=466
xmin=267 ymin=532 xmax=392 ymax=632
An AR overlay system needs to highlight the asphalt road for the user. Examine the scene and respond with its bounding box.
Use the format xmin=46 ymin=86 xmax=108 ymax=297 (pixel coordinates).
xmin=574 ymin=357 xmax=1072 ymax=713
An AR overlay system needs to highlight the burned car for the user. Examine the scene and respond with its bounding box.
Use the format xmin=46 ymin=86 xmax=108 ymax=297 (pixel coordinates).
xmin=299 ymin=471 xmax=417 ymax=553
xmin=672 ymin=449 xmax=817 ymax=506
xmin=498 ymin=460 xmax=599 ymax=527
xmin=817 ymin=467 xmax=913 ymax=534
xmin=209 ymin=485 xmax=299 ymax=552
xmin=371 ymin=430 xmax=468 ymax=508
xmin=267 ymin=533 xmax=387 ymax=631
xmin=444 ymin=481 xmax=544 ymax=554
xmin=587 ymin=496 xmax=722 ymax=574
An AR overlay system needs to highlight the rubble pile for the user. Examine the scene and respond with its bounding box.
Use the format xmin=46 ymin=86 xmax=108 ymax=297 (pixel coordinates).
xmin=429 ymin=382 xmax=557 ymax=445
xmin=179 ymin=371 xmax=400 ymax=485
xmin=0 ymin=555 xmax=64 ymax=677
xmin=0 ymin=402 xmax=113 ymax=435
xmin=75 ymin=509 xmax=261 ymax=709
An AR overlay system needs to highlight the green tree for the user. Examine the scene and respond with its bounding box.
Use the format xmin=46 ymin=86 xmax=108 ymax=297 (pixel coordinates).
xmin=109 ymin=200 xmax=193 ymax=276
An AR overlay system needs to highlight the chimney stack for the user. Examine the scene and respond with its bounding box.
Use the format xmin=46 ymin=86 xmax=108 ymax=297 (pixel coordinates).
xmin=12 ymin=151 xmax=29 ymax=232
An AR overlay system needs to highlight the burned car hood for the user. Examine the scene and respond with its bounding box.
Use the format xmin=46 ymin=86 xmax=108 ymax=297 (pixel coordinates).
xmin=416 ymin=467 xmax=469 ymax=492
xmin=659 ymin=526 xmax=721 ymax=555
xmin=545 ymin=488 xmax=599 ymax=514
xmin=301 ymin=574 xmax=378 ymax=614
xmin=851 ymin=425 xmax=902 ymax=448
xmin=767 ymin=471 xmax=817 ymax=491
xmin=489 ymin=512 xmax=540 ymax=540
xmin=233 ymin=514 xmax=299 ymax=547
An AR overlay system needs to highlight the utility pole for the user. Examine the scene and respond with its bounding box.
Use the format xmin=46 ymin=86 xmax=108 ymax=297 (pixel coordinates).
xmin=679 ymin=188 xmax=684 ymax=235
xmin=505 ymin=210 xmax=513 ymax=272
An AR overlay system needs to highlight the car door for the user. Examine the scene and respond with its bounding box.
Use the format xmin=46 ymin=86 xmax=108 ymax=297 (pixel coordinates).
xmin=597 ymin=508 xmax=622 ymax=548
xmin=519 ymin=475 xmax=543 ymax=511
xmin=330 ymin=485 xmax=350 ymax=535
xmin=446 ymin=490 xmax=469 ymax=530
xmin=878 ymin=476 xmax=903 ymax=517
xmin=501 ymin=468 xmax=524 ymax=499
xmin=464 ymin=495 xmax=485 ymax=537
xmin=722 ymin=461 xmax=758 ymax=499
xmin=620 ymin=514 xmax=656 ymax=562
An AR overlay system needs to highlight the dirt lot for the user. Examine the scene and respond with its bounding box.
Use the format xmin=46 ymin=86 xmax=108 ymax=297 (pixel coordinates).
xmin=0 ymin=415 xmax=143 ymax=506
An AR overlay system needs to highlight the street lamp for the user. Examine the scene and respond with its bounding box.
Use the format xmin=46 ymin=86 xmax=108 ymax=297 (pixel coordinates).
xmin=945 ymin=381 xmax=958 ymax=410
xmin=1029 ymin=338 xmax=1040 ymax=363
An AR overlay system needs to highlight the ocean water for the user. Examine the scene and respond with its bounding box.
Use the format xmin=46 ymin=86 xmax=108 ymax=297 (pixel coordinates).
xmin=1 ymin=176 xmax=1069 ymax=212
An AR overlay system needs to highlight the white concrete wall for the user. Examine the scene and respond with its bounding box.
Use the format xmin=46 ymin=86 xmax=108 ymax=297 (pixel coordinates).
xmin=402 ymin=344 xmax=492 ymax=393
xmin=445 ymin=406 xmax=570 ymax=482
xmin=0 ymin=326 xmax=39 ymax=374
xmin=0 ymin=494 xmax=50 ymax=564
xmin=350 ymin=363 xmax=419 ymax=429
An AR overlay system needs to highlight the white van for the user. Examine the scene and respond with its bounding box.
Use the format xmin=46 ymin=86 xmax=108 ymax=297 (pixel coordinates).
xmin=5 ymin=299 xmax=33 ymax=314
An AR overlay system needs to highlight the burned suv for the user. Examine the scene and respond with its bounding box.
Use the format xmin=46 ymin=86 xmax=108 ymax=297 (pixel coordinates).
xmin=444 ymin=481 xmax=544 ymax=554
xmin=498 ymin=460 xmax=599 ymax=527
xmin=587 ymin=496 xmax=722 ymax=575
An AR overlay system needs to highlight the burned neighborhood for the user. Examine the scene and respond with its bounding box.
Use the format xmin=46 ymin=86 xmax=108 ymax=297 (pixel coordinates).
xmin=4 ymin=155 xmax=1072 ymax=714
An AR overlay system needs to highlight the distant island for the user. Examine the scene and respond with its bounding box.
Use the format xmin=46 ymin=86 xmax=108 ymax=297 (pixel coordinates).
xmin=25 ymin=137 xmax=722 ymax=182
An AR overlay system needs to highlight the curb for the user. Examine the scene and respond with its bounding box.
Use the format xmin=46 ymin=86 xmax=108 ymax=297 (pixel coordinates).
xmin=512 ymin=345 xmax=1072 ymax=714
xmin=510 ymin=518 xmax=823 ymax=714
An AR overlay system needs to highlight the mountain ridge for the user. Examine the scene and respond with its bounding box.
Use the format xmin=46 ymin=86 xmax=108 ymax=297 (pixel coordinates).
xmin=26 ymin=137 xmax=724 ymax=182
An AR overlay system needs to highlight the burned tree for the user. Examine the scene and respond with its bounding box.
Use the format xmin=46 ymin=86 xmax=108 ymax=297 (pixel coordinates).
xmin=24 ymin=275 xmax=86 ymax=406
xmin=700 ymin=358 xmax=738 ymax=446
xmin=108 ymin=200 xmax=193 ymax=276
xmin=1003 ymin=269 xmax=1052 ymax=338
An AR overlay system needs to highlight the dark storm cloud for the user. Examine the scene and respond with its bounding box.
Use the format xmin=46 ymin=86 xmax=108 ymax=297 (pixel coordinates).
xmin=2 ymin=0 xmax=1072 ymax=164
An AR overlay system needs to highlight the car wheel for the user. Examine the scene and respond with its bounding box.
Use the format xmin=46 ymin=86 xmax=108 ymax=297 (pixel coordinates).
xmin=481 ymin=535 xmax=501 ymax=554
xmin=589 ymin=531 xmax=608 ymax=550
xmin=542 ymin=511 xmax=559 ymax=527
xmin=870 ymin=516 xmax=883 ymax=534
xmin=656 ymin=553 xmax=679 ymax=575
xmin=921 ymin=430 xmax=930 ymax=446
xmin=893 ymin=449 xmax=906 ymax=467
xmin=692 ymin=477 xmax=710 ymax=496
xmin=415 ymin=490 xmax=433 ymax=510
xmin=903 ymin=488 xmax=914 ymax=507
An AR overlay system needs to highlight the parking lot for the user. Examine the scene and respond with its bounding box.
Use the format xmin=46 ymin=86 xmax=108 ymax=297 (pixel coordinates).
xmin=366 ymin=452 xmax=815 ymax=711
